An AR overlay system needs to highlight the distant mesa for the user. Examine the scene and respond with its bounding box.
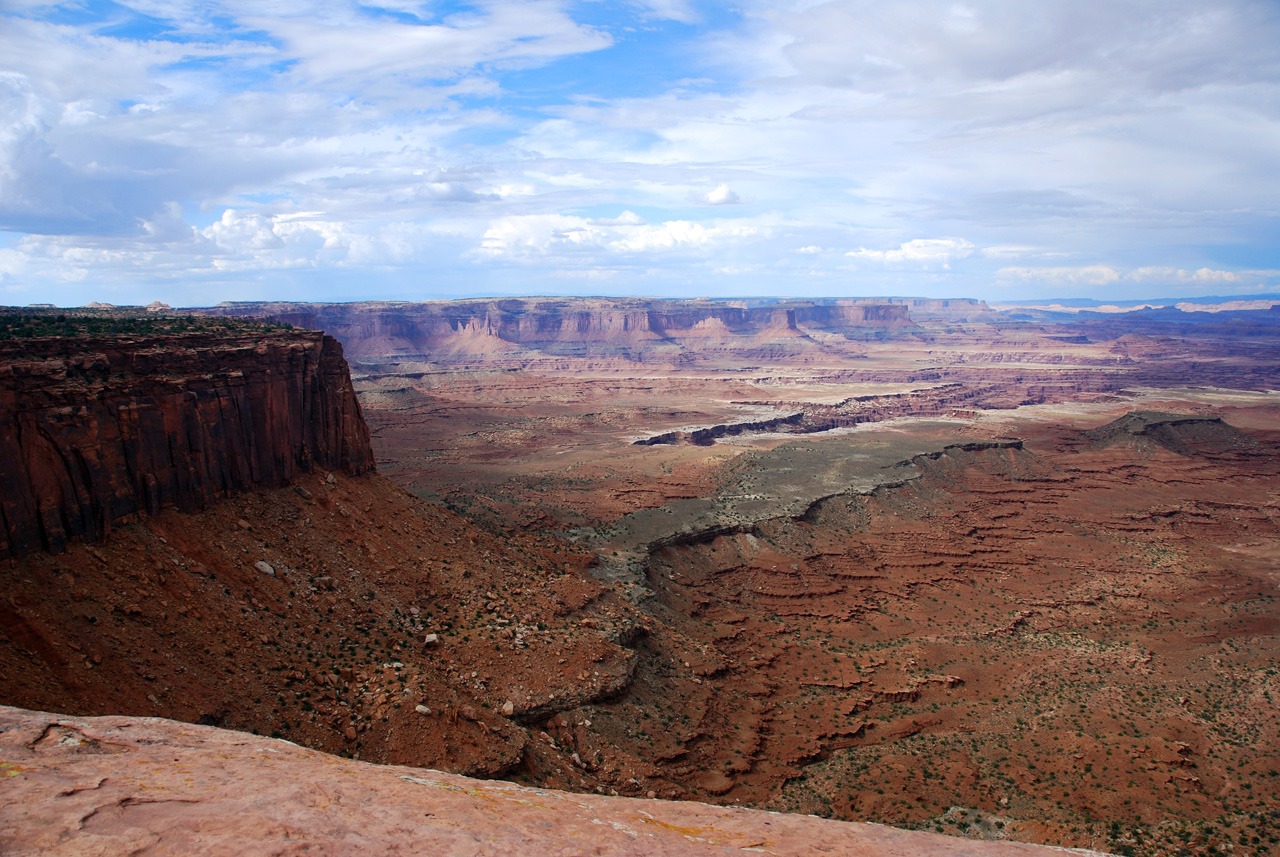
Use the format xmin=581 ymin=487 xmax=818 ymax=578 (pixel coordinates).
xmin=200 ymin=297 xmax=946 ymax=364
xmin=1084 ymin=411 xmax=1254 ymax=457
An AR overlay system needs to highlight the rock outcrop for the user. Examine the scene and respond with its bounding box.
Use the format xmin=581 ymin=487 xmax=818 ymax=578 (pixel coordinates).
xmin=1083 ymin=411 xmax=1255 ymax=456
xmin=0 ymin=705 xmax=1101 ymax=857
xmin=0 ymin=330 xmax=373 ymax=559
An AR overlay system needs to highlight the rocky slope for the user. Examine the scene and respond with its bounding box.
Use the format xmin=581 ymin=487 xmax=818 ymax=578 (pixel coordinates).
xmin=0 ymin=705 xmax=1102 ymax=857
xmin=0 ymin=327 xmax=373 ymax=559
xmin=0 ymin=464 xmax=658 ymax=784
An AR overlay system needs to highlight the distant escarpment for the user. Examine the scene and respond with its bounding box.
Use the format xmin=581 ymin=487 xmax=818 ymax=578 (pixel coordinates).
xmin=0 ymin=329 xmax=373 ymax=559
xmin=202 ymin=297 xmax=916 ymax=363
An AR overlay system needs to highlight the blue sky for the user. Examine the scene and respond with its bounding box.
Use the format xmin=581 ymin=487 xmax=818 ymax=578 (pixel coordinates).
xmin=2 ymin=0 xmax=1278 ymax=307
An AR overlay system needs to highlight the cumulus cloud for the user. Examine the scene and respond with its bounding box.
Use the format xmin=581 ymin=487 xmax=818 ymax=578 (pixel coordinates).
xmin=688 ymin=183 xmax=743 ymax=205
xmin=846 ymin=237 xmax=976 ymax=268
xmin=0 ymin=247 xmax=28 ymax=282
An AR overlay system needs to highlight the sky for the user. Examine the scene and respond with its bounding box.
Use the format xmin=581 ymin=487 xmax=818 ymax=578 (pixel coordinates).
xmin=1 ymin=0 xmax=1279 ymax=307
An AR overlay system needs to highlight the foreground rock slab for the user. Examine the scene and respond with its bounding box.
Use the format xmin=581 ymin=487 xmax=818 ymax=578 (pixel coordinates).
xmin=0 ymin=706 xmax=1099 ymax=857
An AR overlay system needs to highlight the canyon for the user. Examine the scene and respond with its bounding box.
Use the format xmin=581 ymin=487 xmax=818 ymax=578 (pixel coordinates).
xmin=3 ymin=298 xmax=1280 ymax=856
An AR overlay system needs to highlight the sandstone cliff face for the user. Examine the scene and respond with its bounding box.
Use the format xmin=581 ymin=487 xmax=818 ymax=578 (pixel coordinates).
xmin=0 ymin=331 xmax=373 ymax=559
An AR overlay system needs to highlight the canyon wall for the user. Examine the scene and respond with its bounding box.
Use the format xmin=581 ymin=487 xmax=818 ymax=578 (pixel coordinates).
xmin=0 ymin=330 xmax=373 ymax=559
xmin=203 ymin=298 xmax=915 ymax=362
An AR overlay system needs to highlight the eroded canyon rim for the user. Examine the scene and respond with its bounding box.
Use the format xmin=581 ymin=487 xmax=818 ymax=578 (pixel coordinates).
xmin=3 ymin=299 xmax=1280 ymax=856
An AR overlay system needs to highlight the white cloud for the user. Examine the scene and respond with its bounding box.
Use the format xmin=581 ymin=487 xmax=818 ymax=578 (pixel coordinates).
xmin=592 ymin=210 xmax=647 ymax=226
xmin=735 ymin=0 xmax=1280 ymax=98
xmin=251 ymin=2 xmax=611 ymax=89
xmin=0 ymin=247 xmax=28 ymax=281
xmin=1 ymin=1 xmax=1278 ymax=302
xmin=632 ymin=0 xmax=700 ymax=24
xmin=997 ymin=265 xmax=1122 ymax=285
xmin=1129 ymin=266 xmax=1240 ymax=284
xmin=846 ymin=237 xmax=976 ymax=268
xmin=478 ymin=212 xmax=766 ymax=259
xmin=688 ymin=183 xmax=743 ymax=205
xmin=0 ymin=1 xmax=613 ymax=241
xmin=980 ymin=245 xmax=1052 ymax=259
xmin=997 ymin=264 xmax=1271 ymax=289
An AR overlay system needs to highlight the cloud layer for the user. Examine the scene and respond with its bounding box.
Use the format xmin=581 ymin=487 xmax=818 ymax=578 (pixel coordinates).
xmin=1 ymin=0 xmax=1278 ymax=304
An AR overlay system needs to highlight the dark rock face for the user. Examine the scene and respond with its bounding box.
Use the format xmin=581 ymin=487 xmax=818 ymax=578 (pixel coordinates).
xmin=0 ymin=331 xmax=373 ymax=559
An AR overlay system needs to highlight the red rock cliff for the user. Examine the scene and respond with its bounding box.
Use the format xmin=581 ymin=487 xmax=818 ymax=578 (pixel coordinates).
xmin=0 ymin=330 xmax=373 ymax=559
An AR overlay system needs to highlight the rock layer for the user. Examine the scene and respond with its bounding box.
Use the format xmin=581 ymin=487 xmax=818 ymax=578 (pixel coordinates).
xmin=0 ymin=704 xmax=1099 ymax=857
xmin=0 ymin=330 xmax=373 ymax=559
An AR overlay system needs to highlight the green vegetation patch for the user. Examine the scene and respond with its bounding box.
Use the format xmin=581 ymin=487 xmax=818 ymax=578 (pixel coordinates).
xmin=0 ymin=308 xmax=293 ymax=341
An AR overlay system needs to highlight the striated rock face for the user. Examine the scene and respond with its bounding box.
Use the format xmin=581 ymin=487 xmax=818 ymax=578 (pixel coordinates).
xmin=0 ymin=331 xmax=373 ymax=559
xmin=0 ymin=705 xmax=1100 ymax=857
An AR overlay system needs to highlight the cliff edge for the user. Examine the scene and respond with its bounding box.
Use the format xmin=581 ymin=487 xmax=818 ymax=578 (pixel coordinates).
xmin=0 ymin=327 xmax=373 ymax=559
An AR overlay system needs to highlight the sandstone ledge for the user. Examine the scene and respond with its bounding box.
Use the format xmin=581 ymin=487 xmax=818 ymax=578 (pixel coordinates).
xmin=0 ymin=705 xmax=1103 ymax=857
